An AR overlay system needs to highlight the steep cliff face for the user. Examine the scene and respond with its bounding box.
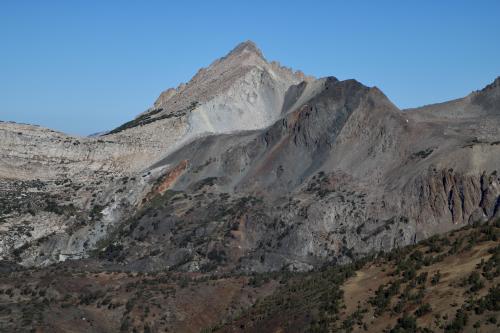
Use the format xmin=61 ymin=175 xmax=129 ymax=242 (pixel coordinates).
xmin=402 ymin=169 xmax=499 ymax=226
xmin=0 ymin=42 xmax=499 ymax=273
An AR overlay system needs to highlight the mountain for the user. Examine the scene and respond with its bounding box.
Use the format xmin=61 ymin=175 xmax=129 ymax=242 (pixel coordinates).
xmin=0 ymin=41 xmax=306 ymax=267
xmin=0 ymin=41 xmax=500 ymax=332
xmin=0 ymin=41 xmax=499 ymax=271
xmin=105 ymin=40 xmax=308 ymax=159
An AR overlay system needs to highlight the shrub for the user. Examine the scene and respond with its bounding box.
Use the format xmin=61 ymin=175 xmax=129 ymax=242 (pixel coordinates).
xmin=444 ymin=308 xmax=468 ymax=333
xmin=467 ymin=271 xmax=484 ymax=292
xmin=431 ymin=271 xmax=441 ymax=285
xmin=390 ymin=314 xmax=417 ymax=333
xmin=370 ymin=281 xmax=401 ymax=315
xmin=414 ymin=303 xmax=432 ymax=317
xmin=474 ymin=285 xmax=500 ymax=314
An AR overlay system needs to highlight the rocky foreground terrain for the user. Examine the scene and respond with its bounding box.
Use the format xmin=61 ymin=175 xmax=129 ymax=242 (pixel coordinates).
xmin=0 ymin=41 xmax=499 ymax=332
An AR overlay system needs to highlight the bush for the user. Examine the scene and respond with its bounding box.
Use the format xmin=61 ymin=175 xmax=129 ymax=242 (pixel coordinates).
xmin=370 ymin=281 xmax=400 ymax=315
xmin=444 ymin=308 xmax=468 ymax=333
xmin=431 ymin=271 xmax=441 ymax=285
xmin=414 ymin=303 xmax=432 ymax=317
xmin=390 ymin=314 xmax=417 ymax=333
xmin=474 ymin=285 xmax=500 ymax=314
xmin=481 ymin=245 xmax=500 ymax=280
xmin=416 ymin=272 xmax=428 ymax=285
xmin=467 ymin=272 xmax=484 ymax=292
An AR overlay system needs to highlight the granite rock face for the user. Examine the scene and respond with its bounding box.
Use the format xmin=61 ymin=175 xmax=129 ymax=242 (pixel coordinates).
xmin=0 ymin=42 xmax=499 ymax=273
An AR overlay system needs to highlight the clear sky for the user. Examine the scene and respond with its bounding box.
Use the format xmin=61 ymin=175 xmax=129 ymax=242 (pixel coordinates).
xmin=1 ymin=1 xmax=499 ymax=135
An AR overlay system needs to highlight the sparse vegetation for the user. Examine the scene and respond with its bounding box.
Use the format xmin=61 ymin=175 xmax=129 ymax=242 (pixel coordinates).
xmin=412 ymin=148 xmax=434 ymax=159
xmin=107 ymin=101 xmax=199 ymax=134
xmin=1 ymin=210 xmax=499 ymax=332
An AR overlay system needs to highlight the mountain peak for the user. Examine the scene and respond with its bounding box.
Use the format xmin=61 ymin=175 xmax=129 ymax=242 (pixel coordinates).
xmin=202 ymin=40 xmax=267 ymax=73
xmin=490 ymin=76 xmax=500 ymax=88
xmin=479 ymin=76 xmax=500 ymax=92
xmin=227 ymin=40 xmax=263 ymax=58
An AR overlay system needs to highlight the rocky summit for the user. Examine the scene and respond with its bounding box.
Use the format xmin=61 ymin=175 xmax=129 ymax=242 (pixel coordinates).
xmin=0 ymin=41 xmax=499 ymax=332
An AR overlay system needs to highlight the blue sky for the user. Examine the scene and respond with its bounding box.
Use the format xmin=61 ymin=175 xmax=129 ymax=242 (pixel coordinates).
xmin=1 ymin=1 xmax=499 ymax=135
